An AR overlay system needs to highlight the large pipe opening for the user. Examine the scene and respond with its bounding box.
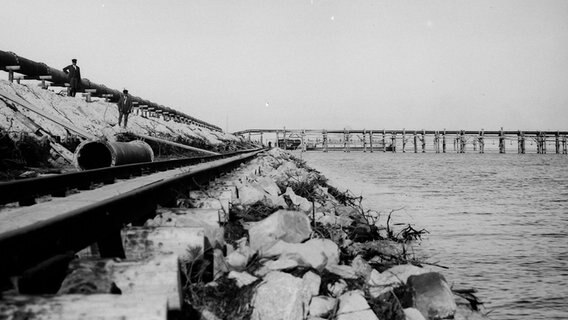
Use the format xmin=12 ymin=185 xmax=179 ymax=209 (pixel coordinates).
xmin=74 ymin=140 xmax=154 ymax=170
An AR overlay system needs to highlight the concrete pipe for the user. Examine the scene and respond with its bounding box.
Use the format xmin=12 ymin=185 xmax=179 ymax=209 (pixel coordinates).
xmin=74 ymin=140 xmax=154 ymax=170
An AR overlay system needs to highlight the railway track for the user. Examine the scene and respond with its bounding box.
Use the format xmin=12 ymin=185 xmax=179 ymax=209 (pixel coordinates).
xmin=0 ymin=148 xmax=264 ymax=291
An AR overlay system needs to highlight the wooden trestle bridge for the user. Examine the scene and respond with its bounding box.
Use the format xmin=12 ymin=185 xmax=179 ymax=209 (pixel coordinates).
xmin=234 ymin=128 xmax=568 ymax=154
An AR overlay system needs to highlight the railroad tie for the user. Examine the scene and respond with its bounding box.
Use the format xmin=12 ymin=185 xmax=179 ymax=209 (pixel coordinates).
xmin=2 ymin=227 xmax=205 ymax=320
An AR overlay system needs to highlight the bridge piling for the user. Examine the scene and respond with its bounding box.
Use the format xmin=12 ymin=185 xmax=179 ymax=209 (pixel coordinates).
xmin=541 ymin=132 xmax=545 ymax=154
xmin=391 ymin=133 xmax=397 ymax=153
xmin=518 ymin=131 xmax=524 ymax=154
xmin=413 ymin=131 xmax=418 ymax=153
xmin=382 ymin=129 xmax=386 ymax=152
xmin=442 ymin=130 xmax=447 ymax=153
xmin=473 ymin=133 xmax=478 ymax=151
xmin=479 ymin=130 xmax=485 ymax=153
xmin=421 ymin=130 xmax=426 ymax=153
xmin=343 ymin=129 xmax=350 ymax=152
xmin=369 ymin=130 xmax=373 ymax=153
xmin=463 ymin=130 xmax=467 ymax=153
xmin=363 ymin=129 xmax=367 ymax=152
xmin=555 ymin=132 xmax=560 ymax=154
xmin=499 ymin=128 xmax=505 ymax=153
xmin=402 ymin=129 xmax=406 ymax=153
xmin=301 ymin=130 xmax=306 ymax=152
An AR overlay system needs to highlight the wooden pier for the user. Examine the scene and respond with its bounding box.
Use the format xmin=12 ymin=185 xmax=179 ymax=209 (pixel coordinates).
xmin=234 ymin=128 xmax=568 ymax=154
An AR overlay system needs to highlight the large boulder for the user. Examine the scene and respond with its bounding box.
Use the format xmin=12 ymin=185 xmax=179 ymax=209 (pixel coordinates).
xmin=368 ymin=264 xmax=428 ymax=297
xmin=404 ymin=308 xmax=427 ymax=320
xmin=248 ymin=210 xmax=312 ymax=252
xmin=251 ymin=271 xmax=307 ymax=320
xmin=406 ymin=272 xmax=457 ymax=320
xmin=309 ymin=296 xmax=337 ymax=318
xmin=254 ymin=176 xmax=281 ymax=196
xmin=235 ymin=183 xmax=266 ymax=205
xmin=284 ymin=187 xmax=314 ymax=213
xmin=336 ymin=290 xmax=379 ymax=320
xmin=262 ymin=238 xmax=340 ymax=271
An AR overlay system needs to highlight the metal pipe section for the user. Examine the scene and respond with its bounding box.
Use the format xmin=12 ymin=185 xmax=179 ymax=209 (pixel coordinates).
xmin=133 ymin=133 xmax=220 ymax=155
xmin=0 ymin=49 xmax=222 ymax=132
xmin=74 ymin=140 xmax=154 ymax=170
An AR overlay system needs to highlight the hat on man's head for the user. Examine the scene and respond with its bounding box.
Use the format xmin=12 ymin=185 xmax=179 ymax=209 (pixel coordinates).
xmin=72 ymin=59 xmax=77 ymax=63
xmin=123 ymin=89 xmax=128 ymax=94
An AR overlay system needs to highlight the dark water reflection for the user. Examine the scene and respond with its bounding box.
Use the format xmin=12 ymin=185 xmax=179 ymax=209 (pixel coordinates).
xmin=299 ymin=151 xmax=568 ymax=320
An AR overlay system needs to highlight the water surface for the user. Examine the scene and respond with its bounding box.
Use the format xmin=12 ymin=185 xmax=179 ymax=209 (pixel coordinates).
xmin=298 ymin=151 xmax=568 ymax=320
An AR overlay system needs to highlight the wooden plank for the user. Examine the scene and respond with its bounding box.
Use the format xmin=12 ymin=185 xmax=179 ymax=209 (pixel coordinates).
xmin=0 ymin=87 xmax=96 ymax=140
xmin=122 ymin=226 xmax=205 ymax=260
xmin=62 ymin=228 xmax=204 ymax=313
xmin=0 ymin=294 xmax=168 ymax=320
xmin=150 ymin=208 xmax=223 ymax=249
xmin=112 ymin=254 xmax=183 ymax=312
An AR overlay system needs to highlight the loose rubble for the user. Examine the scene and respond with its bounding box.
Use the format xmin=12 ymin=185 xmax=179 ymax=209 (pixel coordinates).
xmin=169 ymin=148 xmax=490 ymax=320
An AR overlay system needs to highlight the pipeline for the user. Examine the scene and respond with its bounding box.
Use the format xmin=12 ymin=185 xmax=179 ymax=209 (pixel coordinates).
xmin=0 ymin=49 xmax=222 ymax=132
xmin=74 ymin=140 xmax=154 ymax=170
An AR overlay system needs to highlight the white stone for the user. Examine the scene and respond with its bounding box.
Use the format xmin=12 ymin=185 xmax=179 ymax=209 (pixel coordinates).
xmin=248 ymin=210 xmax=312 ymax=252
xmin=263 ymin=238 xmax=339 ymax=271
xmin=327 ymin=279 xmax=348 ymax=298
xmin=407 ymin=272 xmax=457 ymax=320
xmin=309 ymin=296 xmax=336 ymax=318
xmin=302 ymin=271 xmax=321 ymax=297
xmin=317 ymin=214 xmax=337 ymax=226
xmin=225 ymin=250 xmax=249 ymax=271
xmin=228 ymin=271 xmax=258 ymax=287
xmin=326 ymin=264 xmax=357 ymax=279
xmin=404 ymin=308 xmax=427 ymax=320
xmin=192 ymin=198 xmax=223 ymax=210
xmin=189 ymin=190 xmax=208 ymax=200
xmin=368 ymin=264 xmax=428 ymax=297
xmin=235 ymin=183 xmax=266 ymax=205
xmin=264 ymin=258 xmax=300 ymax=271
xmin=351 ymin=255 xmax=373 ymax=280
xmin=336 ymin=290 xmax=378 ymax=320
xmin=263 ymin=194 xmax=289 ymax=209
xmin=285 ymin=187 xmax=314 ymax=213
xmin=255 ymin=176 xmax=281 ymax=196
xmin=225 ymin=244 xmax=255 ymax=272
xmin=251 ymin=271 xmax=306 ymax=320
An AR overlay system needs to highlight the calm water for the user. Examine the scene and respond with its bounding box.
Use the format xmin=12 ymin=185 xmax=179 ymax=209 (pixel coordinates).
xmin=297 ymin=151 xmax=568 ymax=320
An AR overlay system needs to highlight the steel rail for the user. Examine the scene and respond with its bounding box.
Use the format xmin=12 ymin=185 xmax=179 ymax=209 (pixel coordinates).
xmin=0 ymin=148 xmax=264 ymax=206
xmin=0 ymin=149 xmax=264 ymax=278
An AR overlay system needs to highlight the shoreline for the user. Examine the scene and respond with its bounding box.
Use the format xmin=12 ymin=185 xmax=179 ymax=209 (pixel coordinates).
xmin=177 ymin=148 xmax=490 ymax=320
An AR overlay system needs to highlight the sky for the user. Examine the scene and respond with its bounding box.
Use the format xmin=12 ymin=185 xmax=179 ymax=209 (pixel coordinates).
xmin=1 ymin=0 xmax=567 ymax=132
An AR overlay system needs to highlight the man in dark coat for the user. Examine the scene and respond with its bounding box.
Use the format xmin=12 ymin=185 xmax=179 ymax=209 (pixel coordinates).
xmin=62 ymin=59 xmax=81 ymax=97
xmin=117 ymin=89 xmax=133 ymax=128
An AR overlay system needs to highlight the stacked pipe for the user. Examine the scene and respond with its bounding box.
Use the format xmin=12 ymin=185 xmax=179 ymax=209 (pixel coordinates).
xmin=0 ymin=49 xmax=222 ymax=132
